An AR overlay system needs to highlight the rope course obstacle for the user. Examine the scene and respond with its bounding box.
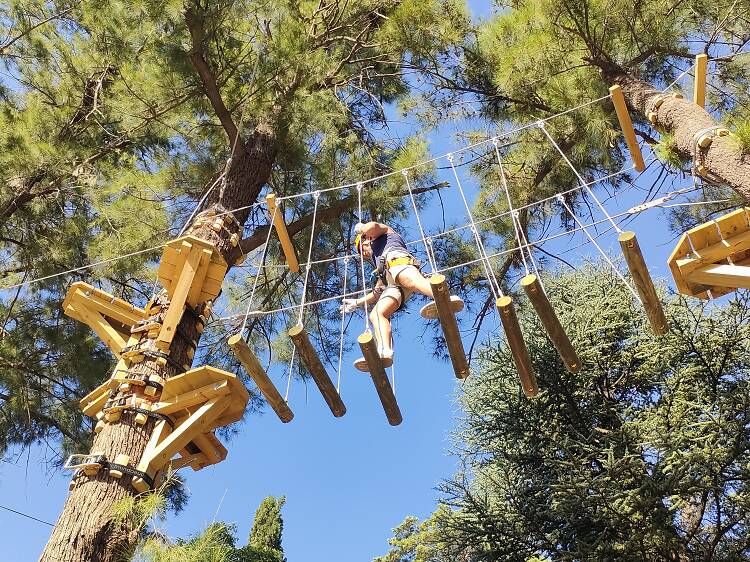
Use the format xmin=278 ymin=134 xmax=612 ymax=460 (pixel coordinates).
xmin=34 ymin=54 xmax=735 ymax=450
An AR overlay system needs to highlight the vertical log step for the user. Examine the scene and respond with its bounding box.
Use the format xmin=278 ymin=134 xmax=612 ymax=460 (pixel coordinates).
xmin=429 ymin=274 xmax=470 ymax=379
xmin=358 ymin=332 xmax=402 ymax=426
xmin=288 ymin=325 xmax=346 ymax=417
xmin=694 ymin=53 xmax=708 ymax=108
xmin=266 ymin=193 xmax=300 ymax=273
xmin=228 ymin=334 xmax=294 ymax=423
xmin=618 ymin=231 xmax=669 ymax=335
xmin=521 ymin=274 xmax=581 ymax=373
xmin=609 ymin=85 xmax=646 ymax=172
xmin=496 ymin=296 xmax=538 ymax=397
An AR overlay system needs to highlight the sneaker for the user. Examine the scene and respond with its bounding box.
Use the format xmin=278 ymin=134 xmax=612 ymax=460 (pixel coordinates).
xmin=379 ymin=348 xmax=394 ymax=368
xmin=420 ymin=295 xmax=465 ymax=320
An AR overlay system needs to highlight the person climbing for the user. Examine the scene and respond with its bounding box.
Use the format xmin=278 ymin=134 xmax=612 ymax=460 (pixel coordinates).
xmin=341 ymin=221 xmax=464 ymax=372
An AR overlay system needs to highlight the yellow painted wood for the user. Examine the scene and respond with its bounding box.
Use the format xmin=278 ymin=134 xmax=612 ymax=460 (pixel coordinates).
xmin=521 ymin=274 xmax=581 ymax=372
xmin=609 ymin=85 xmax=646 ymax=172
xmin=267 ymin=193 xmax=300 ymax=273
xmin=69 ymin=304 xmax=127 ymax=356
xmin=228 ymin=334 xmax=294 ymax=423
xmin=187 ymin=248 xmax=214 ymax=306
xmin=62 ymin=282 xmax=147 ymax=329
xmin=288 ymin=325 xmax=346 ymax=417
xmin=156 ymin=242 xmax=201 ymax=350
xmin=496 ymin=296 xmax=538 ymax=397
xmin=152 ymin=381 xmax=231 ymax=416
xmin=688 ymin=263 xmax=750 ymax=290
xmin=430 ymin=274 xmax=470 ymax=379
xmin=358 ymin=332 xmax=402 ymax=426
xmin=191 ymin=432 xmax=227 ymax=466
xmin=79 ymin=379 xmax=119 ymax=416
xmin=157 ymin=235 xmax=227 ymax=302
xmin=618 ymin=232 xmax=669 ymax=335
xmin=147 ymin=397 xmax=230 ymax=472
xmin=169 ymin=452 xmax=208 ymax=472
xmin=694 ymin=54 xmax=708 ymax=107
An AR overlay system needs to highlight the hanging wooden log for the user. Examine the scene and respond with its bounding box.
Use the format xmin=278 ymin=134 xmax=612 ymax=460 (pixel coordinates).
xmin=694 ymin=54 xmax=708 ymax=108
xmin=288 ymin=325 xmax=346 ymax=417
xmin=618 ymin=231 xmax=669 ymax=335
xmin=496 ymin=296 xmax=538 ymax=397
xmin=358 ymin=332 xmax=402 ymax=426
xmin=429 ymin=274 xmax=470 ymax=379
xmin=520 ymin=274 xmax=580 ymax=373
xmin=228 ymin=333 xmax=294 ymax=423
xmin=266 ymin=193 xmax=300 ymax=273
xmin=609 ymin=85 xmax=646 ymax=172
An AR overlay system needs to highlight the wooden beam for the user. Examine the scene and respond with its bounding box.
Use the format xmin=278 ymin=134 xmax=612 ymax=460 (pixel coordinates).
xmin=186 ymin=248 xmax=214 ymax=305
xmin=521 ymin=274 xmax=580 ymax=373
xmin=69 ymin=304 xmax=127 ymax=356
xmin=694 ymin=54 xmax=708 ymax=108
xmin=266 ymin=193 xmax=300 ymax=273
xmin=228 ymin=334 xmax=294 ymax=423
xmin=168 ymin=452 xmax=208 ymax=472
xmin=156 ymin=241 xmax=202 ymax=351
xmin=191 ymin=432 xmax=226 ymax=466
xmin=496 ymin=296 xmax=538 ymax=397
xmin=429 ymin=274 xmax=470 ymax=379
xmin=609 ymin=85 xmax=646 ymax=172
xmin=152 ymin=381 xmax=231 ymax=416
xmin=288 ymin=325 xmax=346 ymax=417
xmin=619 ymin=231 xmax=669 ymax=335
xmin=358 ymin=332 xmax=402 ymax=426
xmin=146 ymin=397 xmax=230 ymax=473
xmin=687 ymin=263 xmax=750 ymax=290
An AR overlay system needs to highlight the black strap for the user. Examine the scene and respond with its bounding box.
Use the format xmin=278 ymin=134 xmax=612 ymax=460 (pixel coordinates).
xmin=104 ymin=462 xmax=155 ymax=489
xmin=122 ymin=407 xmax=175 ymax=429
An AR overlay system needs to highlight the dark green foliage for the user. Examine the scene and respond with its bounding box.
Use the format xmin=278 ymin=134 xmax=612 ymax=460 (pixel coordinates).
xmin=379 ymin=267 xmax=750 ymax=560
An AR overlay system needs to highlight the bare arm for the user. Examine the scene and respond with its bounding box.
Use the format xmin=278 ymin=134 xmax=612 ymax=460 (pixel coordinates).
xmin=359 ymin=221 xmax=392 ymax=239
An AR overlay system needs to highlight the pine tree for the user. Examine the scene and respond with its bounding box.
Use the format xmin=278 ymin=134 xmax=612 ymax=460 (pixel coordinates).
xmin=0 ymin=2 xmax=471 ymax=560
xmin=378 ymin=266 xmax=750 ymax=560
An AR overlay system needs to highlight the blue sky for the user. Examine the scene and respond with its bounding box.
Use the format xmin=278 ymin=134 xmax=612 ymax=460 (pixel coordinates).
xmin=0 ymin=2 xmax=722 ymax=560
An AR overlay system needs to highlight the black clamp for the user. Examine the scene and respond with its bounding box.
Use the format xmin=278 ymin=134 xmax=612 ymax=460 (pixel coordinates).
xmin=105 ymin=462 xmax=155 ymax=489
xmin=122 ymin=407 xmax=175 ymax=429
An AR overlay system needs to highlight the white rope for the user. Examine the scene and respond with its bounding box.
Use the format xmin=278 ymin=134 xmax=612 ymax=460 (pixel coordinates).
xmin=336 ymin=257 xmax=350 ymax=394
xmin=492 ymin=138 xmax=529 ymax=276
xmin=515 ymin=210 xmax=543 ymax=289
xmin=284 ymin=345 xmax=295 ymax=402
xmin=275 ymin=94 xmax=613 ymax=203
xmin=297 ymin=191 xmax=320 ymax=326
xmin=538 ymin=122 xmax=623 ymax=234
xmin=447 ymin=153 xmax=501 ymax=298
xmin=403 ymin=170 xmax=437 ymax=273
xmin=555 ymin=195 xmax=641 ymax=302
xmin=240 ymin=205 xmax=278 ymax=335
xmin=356 ymin=183 xmax=371 ymax=333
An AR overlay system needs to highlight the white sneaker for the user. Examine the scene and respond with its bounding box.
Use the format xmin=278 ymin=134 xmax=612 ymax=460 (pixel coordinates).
xmin=420 ymin=295 xmax=464 ymax=320
xmin=379 ymin=348 xmax=394 ymax=368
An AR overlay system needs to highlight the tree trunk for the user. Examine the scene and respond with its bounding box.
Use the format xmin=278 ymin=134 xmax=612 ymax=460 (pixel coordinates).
xmin=603 ymin=67 xmax=750 ymax=201
xmin=39 ymin=130 xmax=276 ymax=561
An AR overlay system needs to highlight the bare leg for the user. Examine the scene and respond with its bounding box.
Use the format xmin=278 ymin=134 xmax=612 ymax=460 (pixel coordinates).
xmin=395 ymin=267 xmax=433 ymax=298
xmin=369 ymin=296 xmax=399 ymax=353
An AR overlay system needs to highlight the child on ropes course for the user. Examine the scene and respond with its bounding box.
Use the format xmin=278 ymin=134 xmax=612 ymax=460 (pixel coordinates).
xmin=341 ymin=221 xmax=464 ymax=372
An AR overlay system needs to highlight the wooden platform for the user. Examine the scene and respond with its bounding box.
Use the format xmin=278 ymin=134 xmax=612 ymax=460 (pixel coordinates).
xmin=62 ymin=282 xmax=147 ymax=356
xmin=668 ymin=207 xmax=750 ymax=299
xmin=156 ymin=236 xmax=227 ymax=306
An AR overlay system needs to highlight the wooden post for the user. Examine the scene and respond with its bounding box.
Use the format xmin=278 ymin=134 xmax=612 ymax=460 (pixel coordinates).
xmin=288 ymin=325 xmax=346 ymax=417
xmin=429 ymin=274 xmax=470 ymax=379
xmin=694 ymin=54 xmax=708 ymax=108
xmin=618 ymin=231 xmax=669 ymax=335
xmin=358 ymin=332 xmax=402 ymax=426
xmin=228 ymin=334 xmax=294 ymax=423
xmin=496 ymin=296 xmax=538 ymax=397
xmin=266 ymin=193 xmax=300 ymax=273
xmin=520 ymin=274 xmax=580 ymax=373
xmin=609 ymin=85 xmax=646 ymax=172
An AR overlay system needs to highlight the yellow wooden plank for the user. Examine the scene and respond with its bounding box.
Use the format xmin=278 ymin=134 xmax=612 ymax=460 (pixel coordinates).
xmin=152 ymin=381 xmax=231 ymax=415
xmin=686 ymin=263 xmax=750 ymax=290
xmin=187 ymin=249 xmax=214 ymax=306
xmin=136 ymin=419 xmax=173 ymax=476
xmin=156 ymin=242 xmax=201 ymax=349
xmin=146 ymin=397 xmax=230 ymax=471
xmin=64 ymin=282 xmax=147 ymax=326
xmin=70 ymin=304 xmax=127 ymax=356
xmin=191 ymin=432 xmax=227 ymax=466
xmin=694 ymin=54 xmax=708 ymax=108
xmin=609 ymin=85 xmax=645 ymax=172
xmin=266 ymin=193 xmax=300 ymax=273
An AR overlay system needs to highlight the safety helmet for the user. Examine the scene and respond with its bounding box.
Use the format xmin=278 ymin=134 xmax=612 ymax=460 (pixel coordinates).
xmin=353 ymin=233 xmax=363 ymax=254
